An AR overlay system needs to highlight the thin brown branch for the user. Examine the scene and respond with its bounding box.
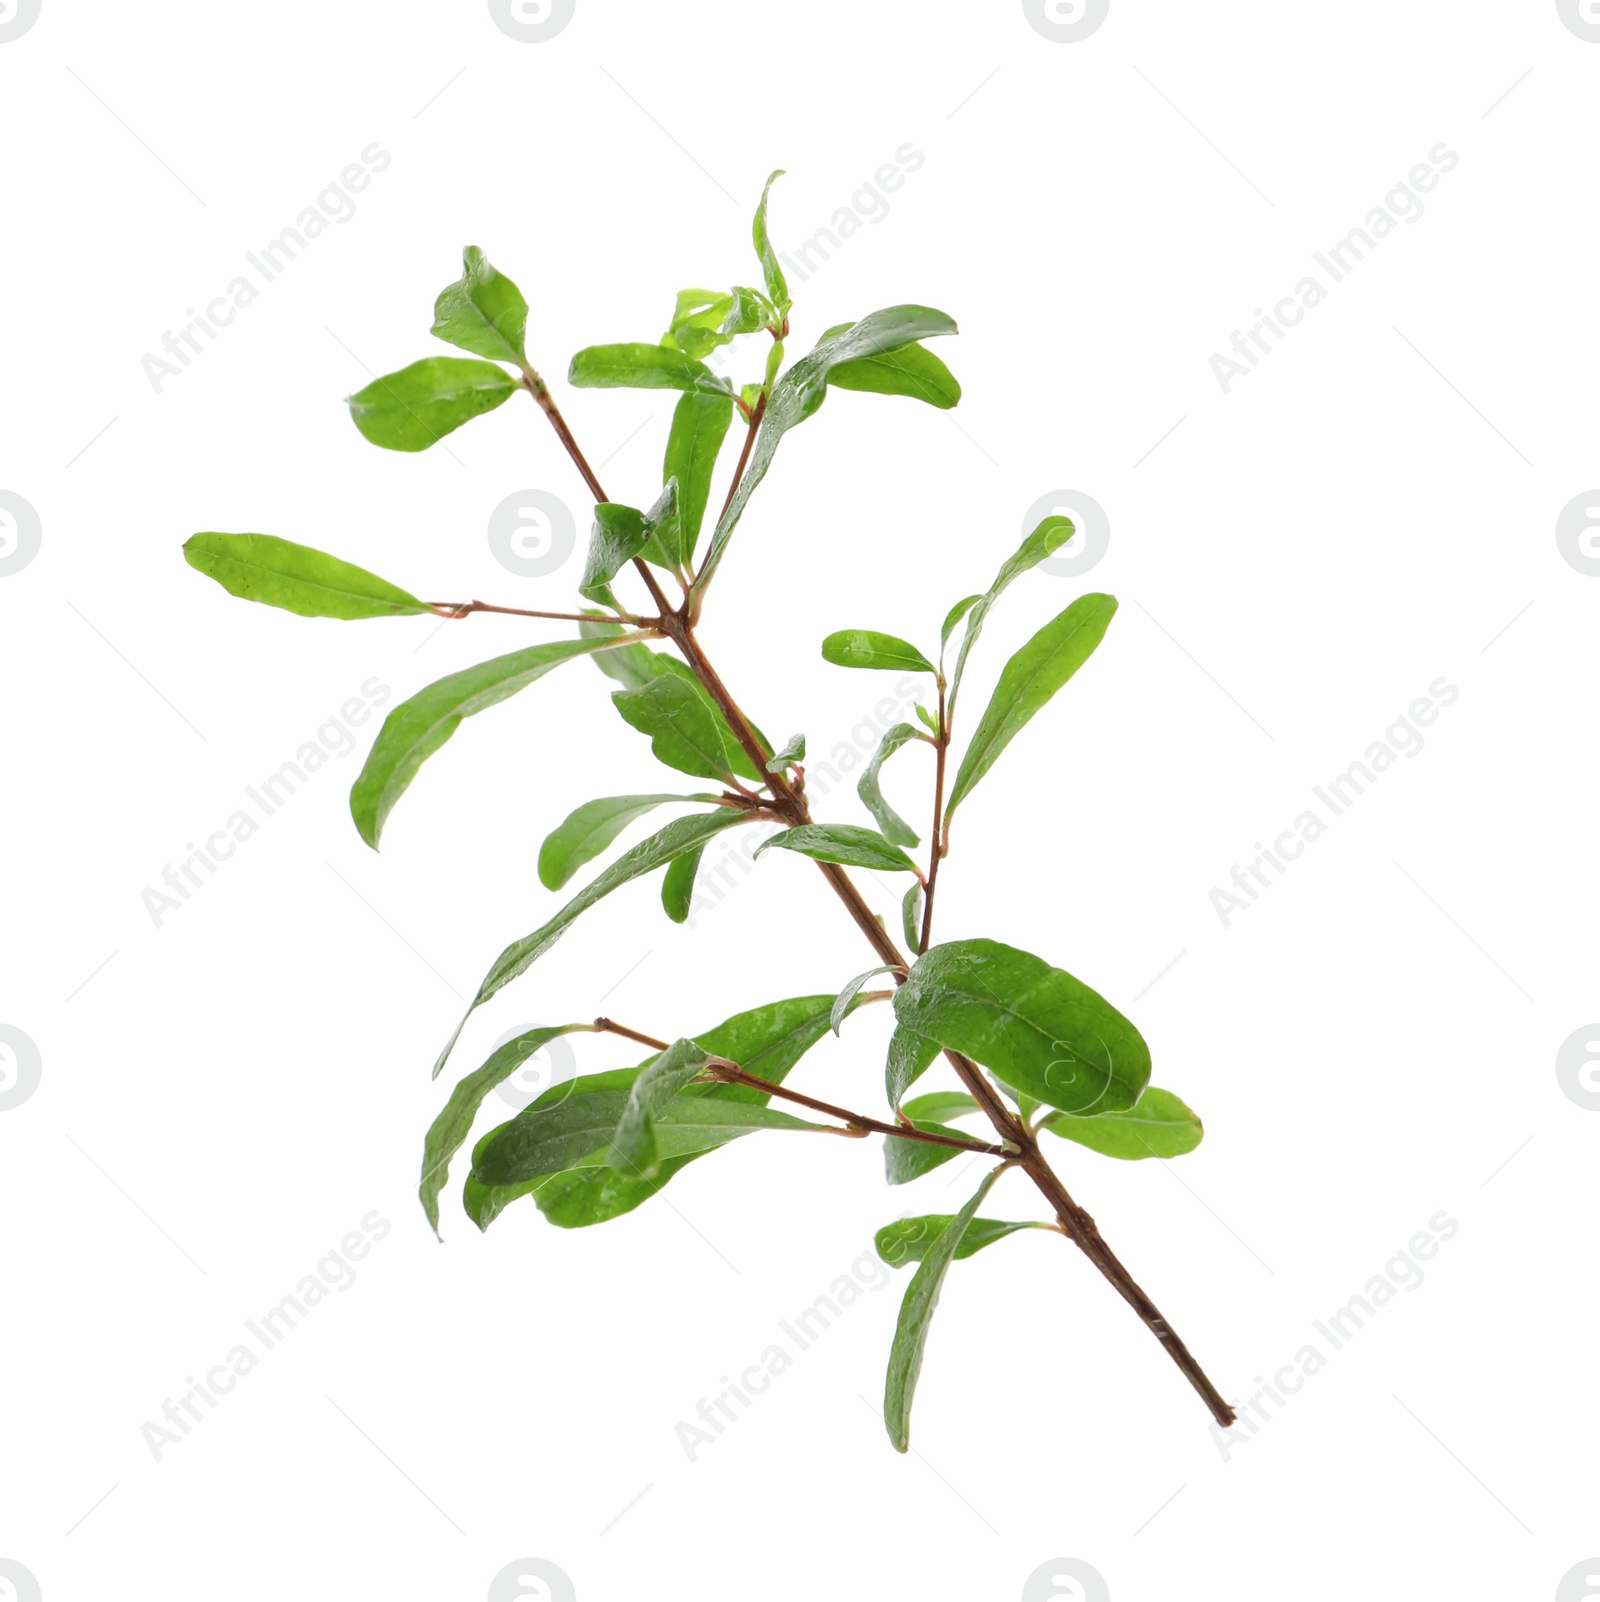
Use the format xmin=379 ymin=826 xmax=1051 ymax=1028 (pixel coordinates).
xmin=430 ymin=599 xmax=651 ymax=626
xmin=716 ymin=391 xmax=765 ymax=527
xmin=592 ymin=1018 xmax=670 ymax=1051
xmin=701 ymin=1063 xmax=1009 ymax=1156
xmin=920 ymin=677 xmax=949 ymax=952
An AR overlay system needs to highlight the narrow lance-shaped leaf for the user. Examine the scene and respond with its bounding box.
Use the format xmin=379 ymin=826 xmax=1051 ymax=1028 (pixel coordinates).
xmin=945 ymin=515 xmax=1078 ymax=720
xmin=883 ymin=1163 xmax=1005 ymax=1452
xmin=901 ymin=881 xmax=924 ymax=955
xmin=608 ymin=1038 xmax=715 ymax=1178
xmin=755 ymin=824 xmax=918 ymax=874
xmin=581 ymin=482 xmax=683 ymax=597
xmin=858 ymin=723 xmax=923 ymax=848
xmin=612 ymin=672 xmax=756 ymax=784
xmin=433 ymin=809 xmax=751 ymax=1077
xmin=695 ymin=306 xmax=959 ymax=593
xmin=821 ymin=630 xmax=935 ymax=675
xmin=752 ymin=168 xmax=790 ymax=315
xmin=945 ymin=593 xmax=1117 ymax=822
xmin=831 ymin=966 xmax=899 ymax=1036
xmin=895 ymin=938 xmax=1149 ymax=1115
xmin=183 ymin=534 xmax=430 ymax=620
xmin=660 ymin=844 xmax=704 ymax=924
xmin=418 ymin=1023 xmax=590 ymax=1235
xmin=351 ymin=635 xmax=634 ymax=849
xmin=819 ymin=322 xmax=962 ymax=410
xmin=538 ymin=794 xmax=712 ymax=892
xmin=664 ymin=389 xmax=734 ymax=568
xmin=347 ymin=357 xmax=517 ymax=452
xmin=568 ymin=344 xmax=731 ymax=394
xmin=876 ymin=1215 xmax=1046 ymax=1269
xmin=1041 ymin=1086 xmax=1204 ymax=1161
xmin=430 ymin=245 xmax=529 ymax=367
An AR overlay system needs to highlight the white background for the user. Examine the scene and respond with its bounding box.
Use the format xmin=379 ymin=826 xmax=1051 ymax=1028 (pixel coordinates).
xmin=2 ymin=2 xmax=1597 ymax=1598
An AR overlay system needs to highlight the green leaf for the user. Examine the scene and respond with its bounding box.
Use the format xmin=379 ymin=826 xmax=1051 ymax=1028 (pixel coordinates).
xmin=663 ymin=288 xmax=735 ymax=359
xmin=612 ymin=672 xmax=756 ymax=783
xmin=915 ymin=704 xmax=940 ymax=736
xmin=946 ymin=515 xmax=1079 ymax=717
xmin=877 ymin=1214 xmax=1043 ymax=1268
xmin=351 ymin=636 xmax=628 ymax=849
xmin=901 ymin=1092 xmax=980 ymax=1124
xmin=901 ymin=881 xmax=924 ymax=955
xmin=529 ymin=991 xmax=868 ymax=1228
xmin=755 ymin=824 xmax=918 ymax=874
xmin=346 ymin=357 xmax=517 ymax=452
xmin=752 ymin=169 xmax=790 ymax=315
xmin=418 ymin=1023 xmax=588 ymax=1235
xmin=539 ymin=794 xmax=709 ymax=891
xmin=567 ymin=343 xmax=730 ymax=394
xmin=883 ymin=1164 xmax=1004 ymax=1452
xmin=885 ymin=1121 xmax=970 ymax=1185
xmin=940 ymin=594 xmax=982 ymax=649
xmin=580 ymin=503 xmax=649 ymax=603
xmin=819 ymin=323 xmax=961 ymax=410
xmin=608 ymin=1038 xmax=713 ymax=1178
xmin=695 ymin=306 xmax=960 ymax=592
xmin=895 ymin=938 xmax=1149 ymax=1116
xmin=766 ymin=734 xmax=805 ymax=774
xmin=430 ymin=245 xmax=529 ymax=367
xmin=434 ymin=809 xmax=751 ymax=1076
xmin=831 ymin=966 xmax=899 ymax=1036
xmin=945 ymin=594 xmax=1117 ymax=822
xmin=660 ymin=845 xmax=704 ymax=924
xmin=886 ymin=1025 xmax=941 ymax=1110
xmin=664 ymin=390 xmax=734 ymax=566
xmin=579 ymin=616 xmax=660 ymax=687
xmin=858 ymin=723 xmax=923 ymax=848
xmin=821 ymin=630 xmax=935 ymax=675
xmin=1041 ymin=1086 xmax=1203 ymax=1160
xmin=183 ymin=533 xmax=429 ymax=621
xmin=475 ymin=1087 xmax=819 ymax=1188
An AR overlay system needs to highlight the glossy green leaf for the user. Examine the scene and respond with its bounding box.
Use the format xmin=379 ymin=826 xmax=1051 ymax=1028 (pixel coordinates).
xmin=752 ymin=169 xmax=790 ymax=315
xmin=900 ymin=1092 xmax=980 ymax=1124
xmin=539 ymin=794 xmax=709 ymax=891
xmin=1041 ymin=1087 xmax=1203 ymax=1160
xmin=695 ymin=306 xmax=959 ymax=592
xmin=418 ymin=1023 xmax=589 ymax=1235
xmin=475 ymin=1087 xmax=819 ymax=1188
xmin=613 ymin=672 xmax=756 ymax=783
xmin=831 ymin=966 xmax=899 ymax=1036
xmin=886 ymin=1025 xmax=941 ymax=1110
xmin=580 ymin=503 xmax=650 ymax=603
xmin=660 ymin=845 xmax=704 ymax=924
xmin=876 ymin=1214 xmax=1043 ymax=1269
xmin=434 ymin=809 xmax=751 ymax=1077
xmin=885 ymin=1121 xmax=971 ymax=1185
xmin=663 ymin=288 xmax=735 ymax=359
xmin=351 ymin=635 xmax=628 ymax=849
xmin=915 ymin=704 xmax=940 ymax=736
xmin=858 ymin=723 xmax=923 ymax=848
xmin=766 ymin=734 xmax=805 ymax=775
xmin=946 ymin=594 xmax=1117 ymax=822
xmin=183 ymin=533 xmax=429 ymax=621
xmin=895 ymin=938 xmax=1149 ymax=1115
xmin=430 ymin=245 xmax=529 ymax=367
xmin=609 ymin=1038 xmax=713 ymax=1178
xmin=901 ymin=881 xmax=924 ymax=955
xmin=346 ymin=357 xmax=517 ymax=452
xmin=528 ymin=991 xmax=869 ymax=1229
xmin=664 ymin=390 xmax=734 ymax=565
xmin=567 ymin=343 xmax=730 ymax=394
xmin=946 ymin=515 xmax=1078 ymax=718
xmin=820 ymin=323 xmax=961 ymax=410
xmin=755 ymin=824 xmax=918 ymax=874
xmin=821 ymin=630 xmax=935 ymax=675
xmin=883 ymin=1164 xmax=1004 ymax=1452
xmin=579 ymin=616 xmax=660 ymax=687
xmin=940 ymin=594 xmax=982 ymax=649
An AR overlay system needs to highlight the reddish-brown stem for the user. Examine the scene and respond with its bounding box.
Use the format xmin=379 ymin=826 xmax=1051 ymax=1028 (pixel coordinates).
xmin=702 ymin=1063 xmax=1010 ymax=1156
xmin=524 ymin=349 xmax=1236 ymax=1431
xmin=716 ymin=391 xmax=766 ymax=528
xmin=522 ymin=373 xmax=607 ymax=505
xmin=592 ymin=1017 xmax=669 ymax=1051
